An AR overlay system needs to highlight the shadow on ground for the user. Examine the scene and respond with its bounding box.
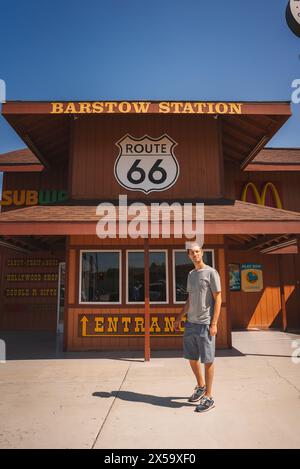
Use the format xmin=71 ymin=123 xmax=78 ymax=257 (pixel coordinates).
xmin=92 ymin=390 xmax=196 ymax=408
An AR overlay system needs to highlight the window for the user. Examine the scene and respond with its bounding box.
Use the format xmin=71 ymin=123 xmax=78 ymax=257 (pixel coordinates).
xmin=80 ymin=251 xmax=121 ymax=304
xmin=173 ymin=249 xmax=215 ymax=303
xmin=127 ymin=250 xmax=168 ymax=304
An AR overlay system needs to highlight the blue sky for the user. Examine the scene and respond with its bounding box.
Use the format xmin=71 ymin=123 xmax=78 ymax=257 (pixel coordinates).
xmin=0 ymin=0 xmax=300 ymax=193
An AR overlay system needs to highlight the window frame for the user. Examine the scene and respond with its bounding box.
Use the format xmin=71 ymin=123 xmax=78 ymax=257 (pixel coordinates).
xmin=126 ymin=249 xmax=169 ymax=305
xmin=172 ymin=249 xmax=215 ymax=305
xmin=79 ymin=249 xmax=122 ymax=305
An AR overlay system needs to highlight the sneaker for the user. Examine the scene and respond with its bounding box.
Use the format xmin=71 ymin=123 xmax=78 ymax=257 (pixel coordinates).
xmin=188 ymin=385 xmax=206 ymax=402
xmin=195 ymin=395 xmax=215 ymax=412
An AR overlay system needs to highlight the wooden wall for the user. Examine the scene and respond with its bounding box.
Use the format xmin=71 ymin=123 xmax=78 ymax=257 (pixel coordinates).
xmin=224 ymin=161 xmax=300 ymax=212
xmin=0 ymin=247 xmax=5 ymax=329
xmin=280 ymin=254 xmax=300 ymax=329
xmin=64 ymin=234 xmax=231 ymax=351
xmin=70 ymin=115 xmax=223 ymax=200
xmin=0 ymin=248 xmax=65 ymax=331
xmin=228 ymin=250 xmax=281 ymax=329
xmin=225 ymin=162 xmax=300 ymax=330
xmin=228 ymin=249 xmax=300 ymax=330
xmin=1 ymin=162 xmax=68 ymax=212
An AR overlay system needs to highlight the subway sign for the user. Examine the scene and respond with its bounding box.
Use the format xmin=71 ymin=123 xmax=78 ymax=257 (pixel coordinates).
xmin=0 ymin=190 xmax=68 ymax=207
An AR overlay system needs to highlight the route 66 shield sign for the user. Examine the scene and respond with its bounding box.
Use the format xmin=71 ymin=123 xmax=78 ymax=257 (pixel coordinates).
xmin=114 ymin=134 xmax=179 ymax=194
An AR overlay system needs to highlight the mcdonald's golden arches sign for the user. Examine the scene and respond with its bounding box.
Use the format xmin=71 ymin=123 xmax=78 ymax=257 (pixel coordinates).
xmin=240 ymin=182 xmax=283 ymax=209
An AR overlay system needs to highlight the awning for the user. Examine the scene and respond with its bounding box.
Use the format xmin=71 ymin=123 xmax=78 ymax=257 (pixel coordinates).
xmin=244 ymin=148 xmax=300 ymax=171
xmin=0 ymin=148 xmax=44 ymax=172
xmin=1 ymin=199 xmax=300 ymax=235
xmin=1 ymin=101 xmax=292 ymax=169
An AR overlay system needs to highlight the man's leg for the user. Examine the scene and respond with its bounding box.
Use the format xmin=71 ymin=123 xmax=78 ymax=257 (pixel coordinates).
xmin=189 ymin=359 xmax=205 ymax=388
xmin=204 ymin=362 xmax=214 ymax=397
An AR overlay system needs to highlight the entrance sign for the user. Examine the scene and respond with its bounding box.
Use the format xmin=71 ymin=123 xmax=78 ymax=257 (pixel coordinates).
xmin=114 ymin=134 xmax=179 ymax=194
xmin=79 ymin=313 xmax=185 ymax=337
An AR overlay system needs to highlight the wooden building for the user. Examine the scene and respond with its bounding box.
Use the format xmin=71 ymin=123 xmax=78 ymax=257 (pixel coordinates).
xmin=0 ymin=101 xmax=300 ymax=357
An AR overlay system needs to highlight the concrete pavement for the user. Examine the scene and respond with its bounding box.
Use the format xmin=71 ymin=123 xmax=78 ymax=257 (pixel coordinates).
xmin=0 ymin=330 xmax=299 ymax=449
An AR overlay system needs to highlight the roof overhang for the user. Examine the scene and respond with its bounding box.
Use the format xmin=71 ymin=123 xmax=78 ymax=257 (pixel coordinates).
xmin=1 ymin=101 xmax=292 ymax=169
xmin=0 ymin=148 xmax=44 ymax=172
xmin=244 ymin=147 xmax=300 ymax=172
xmin=0 ymin=200 xmax=300 ymax=236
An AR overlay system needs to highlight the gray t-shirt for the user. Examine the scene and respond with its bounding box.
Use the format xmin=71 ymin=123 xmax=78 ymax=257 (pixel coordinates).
xmin=186 ymin=265 xmax=221 ymax=325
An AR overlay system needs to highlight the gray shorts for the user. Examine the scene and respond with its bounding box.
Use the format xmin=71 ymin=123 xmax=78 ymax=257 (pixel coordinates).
xmin=183 ymin=322 xmax=215 ymax=363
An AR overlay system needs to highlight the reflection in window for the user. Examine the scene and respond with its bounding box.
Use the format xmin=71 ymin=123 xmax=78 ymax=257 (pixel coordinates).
xmin=174 ymin=250 xmax=214 ymax=302
xmin=128 ymin=251 xmax=167 ymax=303
xmin=81 ymin=252 xmax=120 ymax=303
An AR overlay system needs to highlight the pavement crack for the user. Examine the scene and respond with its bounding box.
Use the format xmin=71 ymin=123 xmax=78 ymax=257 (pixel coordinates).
xmin=264 ymin=358 xmax=300 ymax=396
xmin=91 ymin=362 xmax=132 ymax=449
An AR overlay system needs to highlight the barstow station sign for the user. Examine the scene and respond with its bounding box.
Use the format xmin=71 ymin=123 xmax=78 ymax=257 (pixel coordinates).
xmin=3 ymin=101 xmax=291 ymax=118
xmin=51 ymin=101 xmax=243 ymax=115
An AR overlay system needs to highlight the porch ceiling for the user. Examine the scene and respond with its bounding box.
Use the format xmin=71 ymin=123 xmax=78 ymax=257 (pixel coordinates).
xmin=2 ymin=101 xmax=291 ymax=169
xmin=227 ymin=234 xmax=299 ymax=254
xmin=0 ymin=235 xmax=66 ymax=253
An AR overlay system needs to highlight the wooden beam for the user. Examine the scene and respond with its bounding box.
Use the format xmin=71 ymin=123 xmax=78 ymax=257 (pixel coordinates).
xmin=64 ymin=238 xmax=75 ymax=351
xmin=0 ymin=164 xmax=44 ymax=172
xmin=21 ymin=134 xmax=50 ymax=169
xmin=228 ymin=114 xmax=269 ymax=133
xmin=278 ymin=256 xmax=287 ymax=332
xmin=224 ymin=238 xmax=232 ymax=348
xmin=2 ymin=101 xmax=292 ymax=115
xmin=241 ymin=114 xmax=291 ymax=170
xmin=240 ymin=136 xmax=270 ymax=170
xmin=0 ymin=239 xmax=31 ymax=254
xmin=245 ymin=163 xmax=300 ymax=172
xmin=223 ymin=148 xmax=245 ymax=162
xmin=222 ymin=138 xmax=247 ymax=156
xmin=244 ymin=235 xmax=284 ymax=250
xmin=144 ymin=237 xmax=150 ymax=362
xmin=261 ymin=238 xmax=297 ymax=254
xmin=224 ymin=154 xmax=241 ymax=164
xmin=223 ymin=120 xmax=258 ymax=145
xmin=11 ymin=236 xmax=50 ymax=251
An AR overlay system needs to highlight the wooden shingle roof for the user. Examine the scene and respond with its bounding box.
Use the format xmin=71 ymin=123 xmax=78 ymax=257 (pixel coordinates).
xmin=0 ymin=148 xmax=44 ymax=172
xmin=0 ymin=199 xmax=300 ymax=235
xmin=245 ymin=148 xmax=300 ymax=171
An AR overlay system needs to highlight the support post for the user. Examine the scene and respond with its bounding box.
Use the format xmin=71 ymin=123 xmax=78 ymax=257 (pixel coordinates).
xmin=144 ymin=237 xmax=150 ymax=361
xmin=278 ymin=256 xmax=287 ymax=332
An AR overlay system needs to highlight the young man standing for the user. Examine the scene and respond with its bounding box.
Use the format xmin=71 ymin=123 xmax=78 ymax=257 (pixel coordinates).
xmin=174 ymin=244 xmax=222 ymax=413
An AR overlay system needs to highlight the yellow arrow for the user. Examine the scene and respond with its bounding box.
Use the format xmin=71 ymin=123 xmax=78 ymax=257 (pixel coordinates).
xmin=80 ymin=316 xmax=89 ymax=336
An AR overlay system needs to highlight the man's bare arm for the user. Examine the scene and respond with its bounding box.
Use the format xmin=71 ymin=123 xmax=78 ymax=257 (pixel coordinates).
xmin=209 ymin=291 xmax=222 ymax=336
xmin=174 ymin=297 xmax=189 ymax=331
